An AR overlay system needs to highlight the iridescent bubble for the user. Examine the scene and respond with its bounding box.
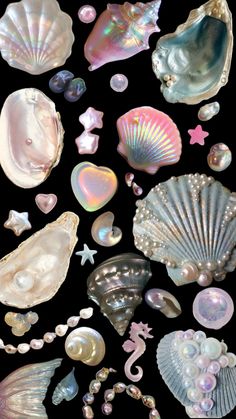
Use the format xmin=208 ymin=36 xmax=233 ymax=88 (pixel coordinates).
xmin=78 ymin=5 xmax=96 ymax=23
xmin=49 ymin=70 xmax=74 ymax=93
xmin=207 ymin=143 xmax=232 ymax=172
xmin=110 ymin=74 xmax=128 ymax=92
xmin=64 ymin=78 xmax=87 ymax=102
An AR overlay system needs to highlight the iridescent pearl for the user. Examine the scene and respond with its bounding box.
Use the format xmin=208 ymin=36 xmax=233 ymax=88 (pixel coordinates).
xmin=104 ymin=389 xmax=115 ymax=402
xmin=78 ymin=5 xmax=96 ymax=23
xmin=49 ymin=70 xmax=74 ymax=93
xmin=5 ymin=344 xmax=17 ymax=354
xmin=221 ymin=342 xmax=228 ymax=354
xmin=89 ymin=380 xmax=101 ymax=394
xmin=142 ymin=395 xmax=156 ymax=409
xmin=219 ymin=355 xmax=229 ymax=368
xmin=172 ymin=338 xmax=182 ymax=350
xmin=55 ymin=324 xmax=69 ymax=336
xmin=193 ymin=331 xmax=206 ymax=343
xmin=226 ymin=352 xmax=236 ymax=367
xmin=113 ymin=382 xmax=126 ymax=393
xmin=67 ymin=316 xmax=80 ymax=327
xmin=80 ymin=307 xmax=94 ymax=319
xmin=175 ymin=331 xmax=184 ymax=340
xmin=30 ymin=339 xmax=44 ymax=350
xmin=198 ymin=102 xmax=220 ymax=121
xmin=64 ymin=78 xmax=86 ymax=102
xmin=110 ymin=74 xmax=128 ymax=92
xmin=182 ymin=362 xmax=200 ymax=379
xmin=101 ymin=402 xmax=113 ymax=415
xmin=149 ymin=408 xmax=161 ymax=419
xmin=207 ymin=143 xmax=232 ymax=172
xmin=183 ymin=329 xmax=195 ymax=340
xmin=82 ymin=405 xmax=94 ymax=418
xmin=17 ymin=343 xmax=30 ymax=354
xmin=83 ymin=393 xmax=95 ymax=405
xmin=207 ymin=361 xmax=221 ymax=375
xmin=132 ymin=182 xmax=143 ymax=196
xmin=178 ymin=341 xmax=199 ymax=360
xmin=201 ymin=338 xmax=222 ymax=360
xmin=193 ymin=404 xmax=204 ymax=414
xmin=125 ymin=172 xmax=134 ymax=187
xmin=126 ymin=384 xmax=142 ymax=399
xmin=13 ymin=270 xmax=34 ymax=291
xmin=200 ymin=398 xmax=214 ymax=412
xmin=187 ymin=387 xmax=203 ymax=403
xmin=195 ymin=373 xmax=217 ymax=393
xmin=95 ymin=368 xmax=109 ymax=382
xmin=43 ymin=332 xmax=56 ymax=343
xmin=183 ymin=378 xmax=194 ymax=388
xmin=197 ymin=271 xmax=213 ymax=287
xmin=181 ymin=262 xmax=199 ymax=281
xmin=195 ymin=355 xmax=210 ymax=369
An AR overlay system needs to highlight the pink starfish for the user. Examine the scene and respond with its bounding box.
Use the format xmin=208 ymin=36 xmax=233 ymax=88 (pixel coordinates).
xmin=75 ymin=131 xmax=99 ymax=154
xmin=188 ymin=125 xmax=209 ymax=146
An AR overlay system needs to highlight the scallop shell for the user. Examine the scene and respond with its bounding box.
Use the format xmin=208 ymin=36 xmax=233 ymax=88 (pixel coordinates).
xmin=152 ymin=0 xmax=233 ymax=104
xmin=65 ymin=327 xmax=105 ymax=365
xmin=156 ymin=331 xmax=236 ymax=418
xmin=87 ymin=253 xmax=152 ymax=336
xmin=116 ymin=106 xmax=182 ymax=174
xmin=0 ymin=0 xmax=75 ymax=75
xmin=133 ymin=174 xmax=236 ymax=286
xmin=0 ymin=211 xmax=79 ymax=308
xmin=0 ymin=88 xmax=64 ymax=189
xmin=52 ymin=368 xmax=79 ymax=405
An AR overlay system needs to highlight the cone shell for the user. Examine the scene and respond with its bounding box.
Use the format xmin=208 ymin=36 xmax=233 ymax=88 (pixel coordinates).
xmin=117 ymin=106 xmax=182 ymax=174
xmin=87 ymin=253 xmax=152 ymax=336
xmin=0 ymin=0 xmax=75 ymax=75
xmin=133 ymin=174 xmax=236 ymax=285
xmin=0 ymin=212 xmax=79 ymax=308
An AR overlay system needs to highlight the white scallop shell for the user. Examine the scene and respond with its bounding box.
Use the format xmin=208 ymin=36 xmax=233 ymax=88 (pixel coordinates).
xmin=0 ymin=88 xmax=64 ymax=189
xmin=133 ymin=174 xmax=236 ymax=286
xmin=0 ymin=0 xmax=75 ymax=75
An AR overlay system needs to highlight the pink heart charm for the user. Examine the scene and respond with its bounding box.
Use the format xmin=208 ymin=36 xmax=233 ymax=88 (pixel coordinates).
xmin=35 ymin=194 xmax=58 ymax=214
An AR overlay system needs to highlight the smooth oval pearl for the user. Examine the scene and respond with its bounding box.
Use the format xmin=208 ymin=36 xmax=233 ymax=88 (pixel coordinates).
xmin=101 ymin=402 xmax=113 ymax=415
xmin=195 ymin=355 xmax=210 ymax=369
xmin=201 ymin=338 xmax=222 ymax=360
xmin=49 ymin=70 xmax=74 ymax=93
xmin=110 ymin=74 xmax=128 ymax=92
xmin=187 ymin=387 xmax=203 ymax=403
xmin=64 ymin=78 xmax=86 ymax=102
xmin=183 ymin=329 xmax=195 ymax=340
xmin=78 ymin=5 xmax=96 ymax=23
xmin=30 ymin=339 xmax=44 ymax=349
xmin=13 ymin=270 xmax=34 ymax=291
xmin=197 ymin=271 xmax=213 ymax=287
xmin=207 ymin=143 xmax=232 ymax=172
xmin=207 ymin=361 xmax=221 ymax=374
xmin=178 ymin=341 xmax=199 ymax=360
xmin=43 ymin=332 xmax=56 ymax=343
xmin=181 ymin=262 xmax=199 ymax=281
xmin=195 ymin=373 xmax=217 ymax=393
xmin=17 ymin=343 xmax=30 ymax=354
xmin=200 ymin=398 xmax=214 ymax=412
xmin=182 ymin=362 xmax=200 ymax=379
xmin=198 ymin=102 xmax=220 ymax=121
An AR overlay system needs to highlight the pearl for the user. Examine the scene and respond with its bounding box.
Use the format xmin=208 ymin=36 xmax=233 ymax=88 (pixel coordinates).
xmin=149 ymin=408 xmax=161 ymax=419
xmin=55 ymin=324 xmax=68 ymax=336
xmin=226 ymin=352 xmax=236 ymax=367
xmin=175 ymin=331 xmax=184 ymax=340
xmin=201 ymin=338 xmax=222 ymax=360
xmin=5 ymin=344 xmax=17 ymax=354
xmin=126 ymin=384 xmax=142 ymax=399
xmin=193 ymin=331 xmax=206 ymax=343
xmin=101 ymin=402 xmax=113 ymax=415
xmin=89 ymin=380 xmax=101 ymax=394
xmin=195 ymin=355 xmax=210 ymax=369
xmin=0 ymin=339 xmax=4 ymax=349
xmin=183 ymin=378 xmax=194 ymax=388
xmin=195 ymin=373 xmax=217 ymax=393
xmin=178 ymin=341 xmax=199 ymax=360
xmin=187 ymin=387 xmax=203 ymax=402
xmin=207 ymin=361 xmax=221 ymax=374
xmin=64 ymin=78 xmax=86 ymax=102
xmin=110 ymin=74 xmax=128 ymax=92
xmin=200 ymin=398 xmax=214 ymax=412
xmin=207 ymin=143 xmax=232 ymax=172
xmin=80 ymin=307 xmax=94 ymax=319
xmin=82 ymin=405 xmax=94 ymax=418
xmin=82 ymin=393 xmax=95 ymax=405
xmin=113 ymin=382 xmax=126 ymax=393
xmin=49 ymin=70 xmax=74 ymax=93
xmin=78 ymin=5 xmax=96 ymax=23
xmin=104 ymin=389 xmax=115 ymax=402
xmin=183 ymin=329 xmax=195 ymax=340
xmin=30 ymin=339 xmax=44 ymax=350
xmin=25 ymin=311 xmax=39 ymax=324
xmin=197 ymin=271 xmax=213 ymax=287
xmin=13 ymin=270 xmax=34 ymax=291
xmin=125 ymin=172 xmax=135 ymax=187
xmin=67 ymin=316 xmax=80 ymax=327
xmin=182 ymin=362 xmax=200 ymax=379
xmin=219 ymin=355 xmax=229 ymax=368
xmin=142 ymin=395 xmax=156 ymax=409
xmin=43 ymin=332 xmax=56 ymax=343
xmin=181 ymin=262 xmax=199 ymax=281
xmin=17 ymin=343 xmax=30 ymax=354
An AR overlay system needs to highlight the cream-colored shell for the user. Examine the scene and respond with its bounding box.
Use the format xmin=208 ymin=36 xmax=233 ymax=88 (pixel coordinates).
xmin=65 ymin=327 xmax=105 ymax=365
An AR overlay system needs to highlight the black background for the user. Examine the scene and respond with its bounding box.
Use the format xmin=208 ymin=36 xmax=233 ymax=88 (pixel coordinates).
xmin=0 ymin=0 xmax=235 ymax=418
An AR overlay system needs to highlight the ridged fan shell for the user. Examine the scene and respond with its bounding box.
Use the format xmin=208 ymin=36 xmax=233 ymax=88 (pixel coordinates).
xmin=117 ymin=106 xmax=182 ymax=174
xmin=0 ymin=0 xmax=75 ymax=75
xmin=133 ymin=174 xmax=236 ymax=285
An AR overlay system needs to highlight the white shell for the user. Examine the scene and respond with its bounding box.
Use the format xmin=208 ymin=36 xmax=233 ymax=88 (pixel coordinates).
xmin=0 ymin=0 xmax=75 ymax=75
xmin=65 ymin=327 xmax=105 ymax=365
xmin=0 ymin=212 xmax=79 ymax=308
xmin=0 ymin=88 xmax=64 ymax=189
xmin=133 ymin=174 xmax=236 ymax=286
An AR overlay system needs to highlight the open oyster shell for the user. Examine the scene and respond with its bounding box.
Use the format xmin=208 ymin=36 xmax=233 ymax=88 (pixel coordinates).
xmin=0 ymin=88 xmax=64 ymax=188
xmin=152 ymin=0 xmax=233 ymax=104
xmin=0 ymin=212 xmax=79 ymax=308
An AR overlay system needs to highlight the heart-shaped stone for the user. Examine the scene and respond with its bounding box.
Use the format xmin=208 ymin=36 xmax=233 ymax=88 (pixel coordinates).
xmin=71 ymin=162 xmax=118 ymax=211
xmin=35 ymin=194 xmax=58 ymax=214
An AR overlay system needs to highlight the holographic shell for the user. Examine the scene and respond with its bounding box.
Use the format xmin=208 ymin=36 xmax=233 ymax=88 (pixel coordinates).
xmin=0 ymin=0 xmax=75 ymax=75
xmin=116 ymin=106 xmax=182 ymax=174
xmin=133 ymin=174 xmax=236 ymax=286
xmin=152 ymin=0 xmax=233 ymax=104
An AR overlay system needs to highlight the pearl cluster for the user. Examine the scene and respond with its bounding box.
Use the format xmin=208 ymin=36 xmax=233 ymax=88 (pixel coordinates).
xmin=221 ymin=193 xmax=236 ymax=227
xmin=187 ymin=174 xmax=213 ymax=201
xmin=172 ymin=330 xmax=236 ymax=418
xmin=5 ymin=311 xmax=39 ymax=336
xmin=209 ymin=0 xmax=227 ymax=21
xmin=163 ymin=74 xmax=176 ymax=88
xmin=0 ymin=307 xmax=93 ymax=355
xmin=153 ymin=183 xmax=168 ymax=204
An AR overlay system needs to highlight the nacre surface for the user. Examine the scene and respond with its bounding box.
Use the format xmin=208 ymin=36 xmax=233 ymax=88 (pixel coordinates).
xmin=207 ymin=143 xmax=232 ymax=172
xmin=91 ymin=212 xmax=122 ymax=247
xmin=65 ymin=327 xmax=105 ymax=365
xmin=52 ymin=368 xmax=79 ymax=405
xmin=198 ymin=102 xmax=220 ymax=121
xmin=0 ymin=88 xmax=64 ymax=189
xmin=145 ymin=288 xmax=181 ymax=318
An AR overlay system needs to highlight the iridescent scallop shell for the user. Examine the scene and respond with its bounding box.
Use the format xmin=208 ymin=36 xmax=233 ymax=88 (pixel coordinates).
xmin=0 ymin=0 xmax=75 ymax=75
xmin=133 ymin=174 xmax=236 ymax=286
xmin=0 ymin=88 xmax=64 ymax=189
xmin=116 ymin=106 xmax=182 ymax=174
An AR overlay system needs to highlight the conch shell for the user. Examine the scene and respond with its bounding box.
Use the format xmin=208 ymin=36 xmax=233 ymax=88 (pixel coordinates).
xmin=84 ymin=1 xmax=161 ymax=71
xmin=0 ymin=212 xmax=79 ymax=308
xmin=0 ymin=88 xmax=64 ymax=188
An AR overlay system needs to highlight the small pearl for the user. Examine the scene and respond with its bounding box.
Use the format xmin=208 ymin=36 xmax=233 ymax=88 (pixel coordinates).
xmin=17 ymin=343 xmax=30 ymax=354
xmin=5 ymin=344 xmax=17 ymax=354
xmin=30 ymin=339 xmax=44 ymax=350
xmin=13 ymin=270 xmax=34 ymax=291
xmin=78 ymin=5 xmax=96 ymax=23
xmin=195 ymin=373 xmax=217 ymax=393
xmin=104 ymin=389 xmax=115 ymax=402
xmin=43 ymin=332 xmax=56 ymax=343
xmin=227 ymin=352 xmax=236 ymax=367
xmin=142 ymin=395 xmax=156 ymax=408
xmin=187 ymin=387 xmax=203 ymax=403
xmin=201 ymin=338 xmax=222 ymax=360
xmin=101 ymin=402 xmax=113 ymax=415
xmin=67 ymin=316 xmax=80 ymax=327
xmin=82 ymin=393 xmax=95 ymax=405
xmin=219 ymin=355 xmax=229 ymax=368
xmin=200 ymin=397 xmax=214 ymax=412
xmin=195 ymin=355 xmax=210 ymax=369
xmin=80 ymin=307 xmax=93 ymax=319
xmin=82 ymin=405 xmax=94 ymax=418
xmin=89 ymin=380 xmax=101 ymax=394
xmin=55 ymin=324 xmax=68 ymax=336
xmin=182 ymin=362 xmax=199 ymax=379
xmin=193 ymin=331 xmax=206 ymax=343
xmin=110 ymin=74 xmax=128 ymax=92
xmin=126 ymin=384 xmax=142 ymax=399
xmin=113 ymin=382 xmax=126 ymax=393
xmin=149 ymin=408 xmax=161 ymax=419
xmin=207 ymin=361 xmax=221 ymax=375
xmin=181 ymin=262 xmax=199 ymax=281
xmin=96 ymin=368 xmax=110 ymax=381
xmin=197 ymin=271 xmax=213 ymax=287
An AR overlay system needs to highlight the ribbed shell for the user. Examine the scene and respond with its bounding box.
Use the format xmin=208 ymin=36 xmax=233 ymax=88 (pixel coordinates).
xmin=157 ymin=332 xmax=236 ymax=417
xmin=0 ymin=0 xmax=74 ymax=75
xmin=117 ymin=106 xmax=182 ymax=174
xmin=133 ymin=174 xmax=236 ymax=285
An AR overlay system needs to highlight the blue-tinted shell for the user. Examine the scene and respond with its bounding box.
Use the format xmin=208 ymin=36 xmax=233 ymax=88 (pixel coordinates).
xmin=52 ymin=368 xmax=79 ymax=405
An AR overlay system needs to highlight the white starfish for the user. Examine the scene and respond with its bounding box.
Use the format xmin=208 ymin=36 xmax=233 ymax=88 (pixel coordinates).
xmin=75 ymin=131 xmax=99 ymax=154
xmin=75 ymin=243 xmax=97 ymax=266
xmin=78 ymin=107 xmax=104 ymax=131
xmin=4 ymin=210 xmax=32 ymax=236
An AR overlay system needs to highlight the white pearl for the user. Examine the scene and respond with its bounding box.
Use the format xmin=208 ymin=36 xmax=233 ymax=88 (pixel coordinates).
xmin=227 ymin=352 xmax=236 ymax=367
xmin=79 ymin=307 xmax=93 ymax=319
xmin=0 ymin=339 xmax=5 ymax=349
xmin=181 ymin=262 xmax=199 ymax=281
xmin=187 ymin=387 xmax=203 ymax=403
xmin=30 ymin=339 xmax=44 ymax=349
xmin=13 ymin=270 xmax=34 ymax=291
xmin=43 ymin=332 xmax=56 ymax=343
xmin=67 ymin=316 xmax=80 ymax=327
xmin=5 ymin=344 xmax=17 ymax=354
xmin=17 ymin=343 xmax=30 ymax=354
xmin=201 ymin=338 xmax=222 ymax=360
xmin=55 ymin=324 xmax=68 ymax=336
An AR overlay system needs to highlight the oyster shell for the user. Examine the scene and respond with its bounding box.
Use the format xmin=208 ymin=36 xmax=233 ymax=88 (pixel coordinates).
xmin=0 ymin=88 xmax=64 ymax=189
xmin=0 ymin=212 xmax=79 ymax=308
xmin=152 ymin=0 xmax=233 ymax=104
xmin=133 ymin=174 xmax=236 ymax=286
xmin=0 ymin=0 xmax=75 ymax=75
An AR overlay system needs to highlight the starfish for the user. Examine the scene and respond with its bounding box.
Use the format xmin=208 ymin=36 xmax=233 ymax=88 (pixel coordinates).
xmin=188 ymin=124 xmax=209 ymax=146
xmin=4 ymin=210 xmax=32 ymax=236
xmin=75 ymin=131 xmax=99 ymax=154
xmin=75 ymin=244 xmax=97 ymax=266
xmin=78 ymin=107 xmax=104 ymax=131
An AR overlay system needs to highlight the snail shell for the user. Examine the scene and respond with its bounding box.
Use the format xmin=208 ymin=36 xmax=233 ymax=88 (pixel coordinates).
xmin=52 ymin=368 xmax=79 ymax=405
xmin=91 ymin=212 xmax=122 ymax=247
xmin=65 ymin=327 xmax=105 ymax=365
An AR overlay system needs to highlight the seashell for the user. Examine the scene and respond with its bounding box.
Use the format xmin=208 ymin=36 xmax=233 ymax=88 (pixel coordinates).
xmin=0 ymin=88 xmax=64 ymax=189
xmin=193 ymin=287 xmax=234 ymax=330
xmin=156 ymin=330 xmax=236 ymax=418
xmin=65 ymin=327 xmax=105 ymax=365
xmin=116 ymin=106 xmax=182 ymax=174
xmin=152 ymin=0 xmax=233 ymax=104
xmin=91 ymin=212 xmax=122 ymax=247
xmin=207 ymin=143 xmax=232 ymax=172
xmin=198 ymin=102 xmax=220 ymax=121
xmin=0 ymin=211 xmax=79 ymax=308
xmin=0 ymin=0 xmax=74 ymax=75
xmin=52 ymin=368 xmax=79 ymax=405
xmin=145 ymin=288 xmax=181 ymax=318
xmin=87 ymin=253 xmax=152 ymax=336
xmin=133 ymin=173 xmax=236 ymax=286
xmin=84 ymin=1 xmax=161 ymax=71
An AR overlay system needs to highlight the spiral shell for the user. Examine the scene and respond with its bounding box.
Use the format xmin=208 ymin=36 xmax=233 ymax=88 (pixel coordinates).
xmin=91 ymin=212 xmax=122 ymax=247
xmin=65 ymin=327 xmax=105 ymax=365
xmin=0 ymin=0 xmax=74 ymax=75
xmin=52 ymin=368 xmax=79 ymax=405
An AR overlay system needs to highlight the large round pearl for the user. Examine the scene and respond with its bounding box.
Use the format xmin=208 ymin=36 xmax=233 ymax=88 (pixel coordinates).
xmin=182 ymin=362 xmax=200 ymax=379
xmin=200 ymin=398 xmax=214 ymax=412
xmin=110 ymin=74 xmax=128 ymax=92
xmin=13 ymin=270 xmax=34 ymax=292
xmin=187 ymin=387 xmax=203 ymax=403
xmin=195 ymin=373 xmax=217 ymax=393
xmin=193 ymin=331 xmax=206 ymax=343
xmin=207 ymin=143 xmax=232 ymax=172
xmin=178 ymin=341 xmax=199 ymax=360
xmin=201 ymin=338 xmax=222 ymax=360
xmin=181 ymin=262 xmax=199 ymax=281
xmin=197 ymin=271 xmax=213 ymax=287
xmin=195 ymin=355 xmax=210 ymax=369
xmin=78 ymin=5 xmax=96 ymax=23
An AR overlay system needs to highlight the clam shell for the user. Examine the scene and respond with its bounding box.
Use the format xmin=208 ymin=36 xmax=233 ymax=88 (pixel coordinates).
xmin=117 ymin=106 xmax=182 ymax=174
xmin=133 ymin=174 xmax=236 ymax=286
xmin=0 ymin=88 xmax=64 ymax=189
xmin=152 ymin=0 xmax=233 ymax=104
xmin=0 ymin=212 xmax=79 ymax=308
xmin=87 ymin=253 xmax=152 ymax=336
xmin=0 ymin=0 xmax=74 ymax=75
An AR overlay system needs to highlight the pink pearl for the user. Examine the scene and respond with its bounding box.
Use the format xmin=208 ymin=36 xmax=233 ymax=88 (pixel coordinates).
xmin=30 ymin=339 xmax=44 ymax=349
xmin=219 ymin=355 xmax=229 ymax=368
xmin=197 ymin=271 xmax=213 ymax=286
xmin=200 ymin=398 xmax=214 ymax=412
xmin=195 ymin=373 xmax=217 ymax=393
xmin=101 ymin=402 xmax=113 ymax=415
xmin=78 ymin=5 xmax=96 ymax=23
xmin=125 ymin=172 xmax=134 ymax=187
xmin=207 ymin=361 xmax=221 ymax=374
xmin=195 ymin=355 xmax=210 ymax=369
xmin=183 ymin=329 xmax=195 ymax=340
xmin=132 ymin=182 xmax=143 ymax=196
